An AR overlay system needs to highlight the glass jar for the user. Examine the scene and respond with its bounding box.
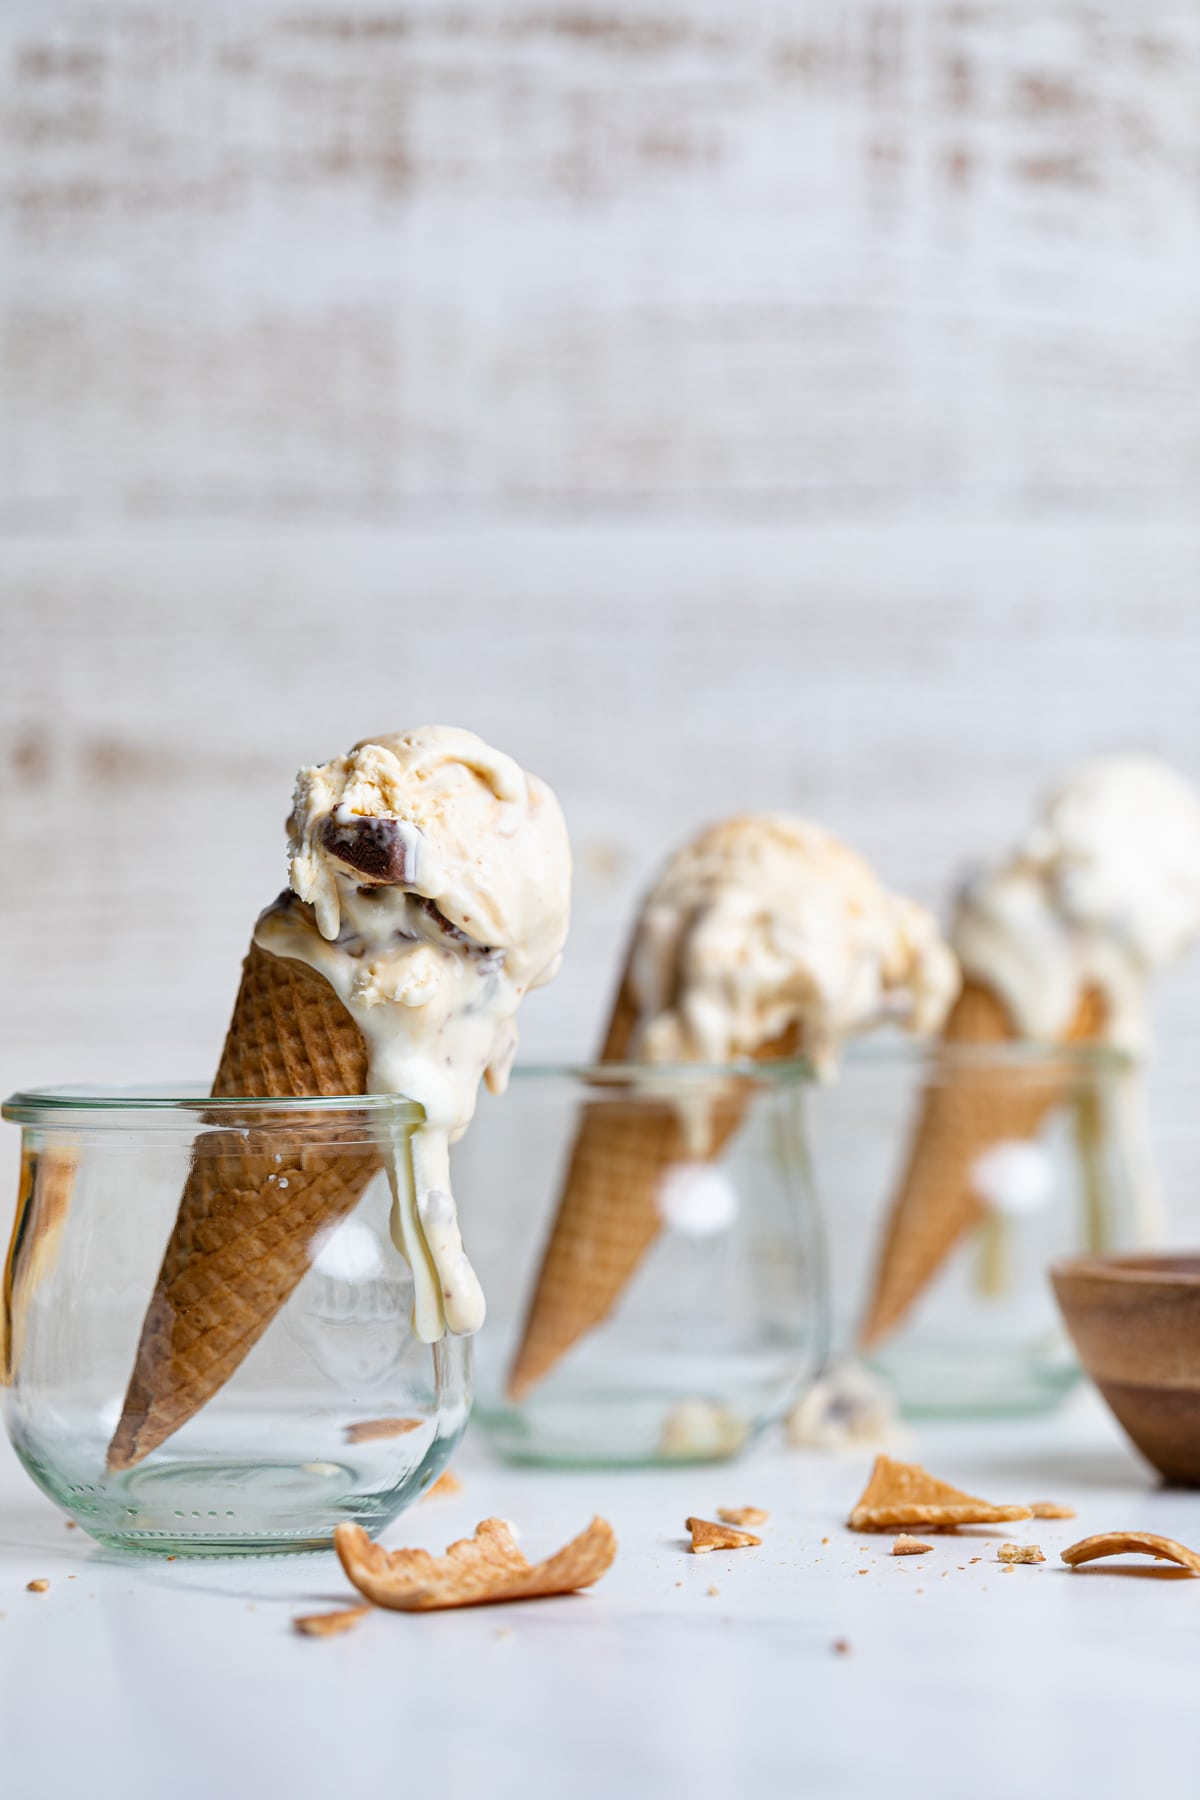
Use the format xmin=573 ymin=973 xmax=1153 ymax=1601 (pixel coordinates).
xmin=454 ymin=1060 xmax=825 ymax=1466
xmin=2 ymin=1088 xmax=470 ymax=1556
xmin=810 ymin=1039 xmax=1144 ymax=1415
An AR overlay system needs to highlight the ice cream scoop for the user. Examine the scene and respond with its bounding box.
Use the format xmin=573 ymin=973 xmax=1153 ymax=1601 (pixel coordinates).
xmin=628 ymin=815 xmax=959 ymax=1076
xmin=954 ymin=752 xmax=1200 ymax=1052
xmin=108 ymin=727 xmax=570 ymax=1470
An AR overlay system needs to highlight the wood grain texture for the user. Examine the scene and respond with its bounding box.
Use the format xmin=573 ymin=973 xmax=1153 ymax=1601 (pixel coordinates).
xmin=3 ymin=2 xmax=1200 ymax=521
xmin=4 ymin=520 xmax=1200 ymax=1078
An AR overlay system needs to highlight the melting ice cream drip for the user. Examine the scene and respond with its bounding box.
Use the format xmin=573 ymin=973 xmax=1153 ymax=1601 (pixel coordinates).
xmin=257 ymin=727 xmax=572 ymax=1343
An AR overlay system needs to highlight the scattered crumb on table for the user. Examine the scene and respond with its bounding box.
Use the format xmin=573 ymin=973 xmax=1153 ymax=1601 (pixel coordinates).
xmin=998 ymin=1543 xmax=1045 ymax=1565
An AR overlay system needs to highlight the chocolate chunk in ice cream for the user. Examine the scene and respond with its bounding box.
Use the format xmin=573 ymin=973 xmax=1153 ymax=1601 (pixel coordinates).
xmin=320 ymin=813 xmax=416 ymax=886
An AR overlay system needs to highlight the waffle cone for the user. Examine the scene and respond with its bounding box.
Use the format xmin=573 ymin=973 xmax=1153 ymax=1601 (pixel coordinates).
xmin=858 ymin=979 xmax=1106 ymax=1350
xmin=3 ymin=1145 xmax=77 ymax=1386
xmin=107 ymin=942 xmax=379 ymax=1471
xmin=506 ymin=975 xmax=796 ymax=1401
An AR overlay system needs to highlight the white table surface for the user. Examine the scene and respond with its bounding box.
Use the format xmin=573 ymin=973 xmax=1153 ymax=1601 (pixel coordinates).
xmin=3 ymin=1393 xmax=1200 ymax=1800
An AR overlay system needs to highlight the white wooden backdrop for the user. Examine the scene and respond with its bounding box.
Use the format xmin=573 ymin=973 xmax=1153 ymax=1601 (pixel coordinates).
xmin=3 ymin=1 xmax=1200 ymax=1242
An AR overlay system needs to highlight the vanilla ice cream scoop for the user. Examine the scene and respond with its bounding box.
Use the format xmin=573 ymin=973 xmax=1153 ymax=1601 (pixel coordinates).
xmin=954 ymin=753 xmax=1200 ymax=1050
xmin=257 ymin=727 xmax=572 ymax=1340
xmin=627 ymin=815 xmax=959 ymax=1074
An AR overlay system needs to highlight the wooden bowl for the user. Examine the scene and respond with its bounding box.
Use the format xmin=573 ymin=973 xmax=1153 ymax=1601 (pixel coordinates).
xmin=1051 ymin=1254 xmax=1200 ymax=1486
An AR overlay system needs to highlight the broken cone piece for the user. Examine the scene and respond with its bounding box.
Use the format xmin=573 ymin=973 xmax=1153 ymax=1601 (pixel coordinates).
xmin=686 ymin=1516 xmax=762 ymax=1553
xmin=848 ymin=1456 xmax=1032 ymax=1532
xmin=1061 ymin=1531 xmax=1200 ymax=1574
xmin=892 ymin=1534 xmax=932 ymax=1555
xmin=343 ymin=1418 xmax=423 ymax=1445
xmin=334 ymin=1516 xmax=616 ymax=1611
xmin=422 ymin=1469 xmax=463 ymax=1502
xmin=293 ymin=1605 xmax=372 ymax=1638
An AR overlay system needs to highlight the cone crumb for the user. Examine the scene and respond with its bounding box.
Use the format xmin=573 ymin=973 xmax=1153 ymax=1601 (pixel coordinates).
xmin=294 ymin=1606 xmax=372 ymax=1638
xmin=686 ymin=1517 xmax=761 ymax=1554
xmin=1029 ymin=1502 xmax=1076 ymax=1520
xmin=717 ymin=1506 xmax=768 ymax=1528
xmin=423 ymin=1469 xmax=463 ymax=1502
xmin=832 ymin=1638 xmax=852 ymax=1656
xmin=892 ymin=1534 xmax=932 ymax=1556
xmin=26 ymin=1580 xmax=49 ymax=1593
xmin=998 ymin=1543 xmax=1044 ymax=1565
xmin=707 ymin=1585 xmax=720 ymax=1597
xmin=344 ymin=1418 xmax=423 ymax=1445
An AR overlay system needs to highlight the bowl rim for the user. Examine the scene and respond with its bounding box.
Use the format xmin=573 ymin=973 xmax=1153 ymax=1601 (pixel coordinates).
xmin=1051 ymin=1252 xmax=1200 ymax=1287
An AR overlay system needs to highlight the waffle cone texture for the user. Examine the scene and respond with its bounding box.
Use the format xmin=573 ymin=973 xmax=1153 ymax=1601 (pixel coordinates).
xmin=858 ymin=979 xmax=1106 ymax=1350
xmin=107 ymin=943 xmax=378 ymax=1471
xmin=506 ymin=976 xmax=795 ymax=1401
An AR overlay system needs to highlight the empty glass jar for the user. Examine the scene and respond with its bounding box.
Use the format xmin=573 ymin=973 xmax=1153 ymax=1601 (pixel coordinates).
xmin=454 ymin=1060 xmax=825 ymax=1465
xmin=2 ymin=1087 xmax=469 ymax=1555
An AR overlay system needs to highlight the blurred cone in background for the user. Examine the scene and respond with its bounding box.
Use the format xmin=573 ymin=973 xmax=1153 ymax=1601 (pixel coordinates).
xmin=859 ymin=980 xmax=1106 ymax=1349
xmin=507 ymin=967 xmax=797 ymax=1401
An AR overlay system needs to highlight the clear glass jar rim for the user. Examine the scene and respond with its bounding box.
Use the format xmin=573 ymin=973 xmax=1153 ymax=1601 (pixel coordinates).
xmin=508 ymin=1058 xmax=815 ymax=1084
xmin=2 ymin=1084 xmax=424 ymax=1126
xmin=4 ymin=1031 xmax=1133 ymax=1124
xmin=839 ymin=1037 xmax=1133 ymax=1072
xmin=510 ymin=1038 xmax=1133 ymax=1079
